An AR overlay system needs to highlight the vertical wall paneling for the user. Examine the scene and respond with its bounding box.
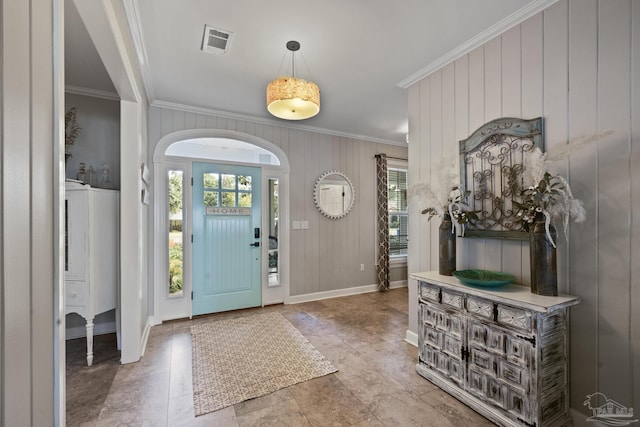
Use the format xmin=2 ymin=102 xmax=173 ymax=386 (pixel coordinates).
xmin=568 ymin=0 xmax=599 ymax=409
xmin=3 ymin=0 xmax=34 ymax=423
xmin=408 ymin=1 xmax=639 ymax=418
xmin=2 ymin=0 xmax=58 ymax=423
xmin=454 ymin=56 xmax=471 ymax=269
xmin=468 ymin=47 xmax=487 ymax=269
xmin=501 ymin=25 xmax=525 ymax=279
xmin=484 ymin=37 xmax=504 ymax=272
xmin=429 ymin=72 xmax=443 ymax=271
xmin=597 ymin=0 xmax=632 ymax=404
xmin=631 ymin=0 xmax=640 ymax=414
xmin=419 ymin=78 xmax=432 ymax=272
xmin=442 ymin=64 xmax=456 ymax=274
xmin=520 ymin=13 xmax=544 ymax=285
xmin=408 ymin=82 xmax=421 ymax=332
xmin=543 ymin=1 xmax=570 ymax=293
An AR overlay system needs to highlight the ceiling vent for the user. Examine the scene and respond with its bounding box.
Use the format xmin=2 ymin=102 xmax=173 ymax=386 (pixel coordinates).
xmin=201 ymin=25 xmax=232 ymax=55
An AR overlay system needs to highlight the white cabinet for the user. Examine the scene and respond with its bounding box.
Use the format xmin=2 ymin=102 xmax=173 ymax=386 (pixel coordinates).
xmin=65 ymin=181 xmax=119 ymax=366
xmin=412 ymin=271 xmax=580 ymax=427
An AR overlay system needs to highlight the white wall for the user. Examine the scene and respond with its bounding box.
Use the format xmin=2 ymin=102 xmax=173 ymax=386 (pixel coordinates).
xmin=408 ymin=0 xmax=639 ymax=418
xmin=65 ymin=93 xmax=120 ymax=189
xmin=148 ymin=106 xmax=408 ymax=299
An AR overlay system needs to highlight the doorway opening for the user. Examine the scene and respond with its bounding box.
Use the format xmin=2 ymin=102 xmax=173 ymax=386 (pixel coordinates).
xmin=153 ymin=130 xmax=290 ymax=322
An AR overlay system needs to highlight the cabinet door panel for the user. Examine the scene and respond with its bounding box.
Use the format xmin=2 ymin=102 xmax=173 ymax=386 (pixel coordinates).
xmin=487 ymin=378 xmax=508 ymax=409
xmin=469 ymin=321 xmax=488 ymax=346
xmin=499 ymin=360 xmax=527 ymax=389
xmin=506 ymin=387 xmax=529 ymax=420
xmin=468 ymin=367 xmax=486 ymax=397
xmin=469 ymin=347 xmax=493 ymax=371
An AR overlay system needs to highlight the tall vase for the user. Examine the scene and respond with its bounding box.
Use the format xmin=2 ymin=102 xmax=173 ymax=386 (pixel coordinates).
xmin=439 ymin=213 xmax=456 ymax=276
xmin=529 ymin=214 xmax=558 ymax=296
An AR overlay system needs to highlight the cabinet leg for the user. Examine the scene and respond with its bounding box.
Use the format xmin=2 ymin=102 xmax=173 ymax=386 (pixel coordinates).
xmin=85 ymin=319 xmax=94 ymax=366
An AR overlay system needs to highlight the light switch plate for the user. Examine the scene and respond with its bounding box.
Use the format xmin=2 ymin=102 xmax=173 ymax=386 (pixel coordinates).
xmin=301 ymin=220 xmax=309 ymax=229
xmin=292 ymin=221 xmax=301 ymax=230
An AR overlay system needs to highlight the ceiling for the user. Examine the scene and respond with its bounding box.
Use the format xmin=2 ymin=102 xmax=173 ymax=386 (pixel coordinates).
xmin=65 ymin=0 xmax=539 ymax=145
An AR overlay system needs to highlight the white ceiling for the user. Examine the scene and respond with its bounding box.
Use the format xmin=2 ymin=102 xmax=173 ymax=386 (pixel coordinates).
xmin=65 ymin=0 xmax=540 ymax=145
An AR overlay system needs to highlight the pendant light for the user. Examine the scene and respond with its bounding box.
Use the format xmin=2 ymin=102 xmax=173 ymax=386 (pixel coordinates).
xmin=266 ymin=41 xmax=320 ymax=120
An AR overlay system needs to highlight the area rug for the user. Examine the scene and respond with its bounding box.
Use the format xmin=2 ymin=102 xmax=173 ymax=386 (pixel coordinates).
xmin=191 ymin=311 xmax=337 ymax=416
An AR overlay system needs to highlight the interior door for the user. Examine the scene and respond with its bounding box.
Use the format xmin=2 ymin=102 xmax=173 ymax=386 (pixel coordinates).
xmin=192 ymin=162 xmax=261 ymax=315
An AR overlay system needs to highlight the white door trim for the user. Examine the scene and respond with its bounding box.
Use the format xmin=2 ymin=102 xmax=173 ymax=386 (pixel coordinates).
xmin=152 ymin=130 xmax=290 ymax=322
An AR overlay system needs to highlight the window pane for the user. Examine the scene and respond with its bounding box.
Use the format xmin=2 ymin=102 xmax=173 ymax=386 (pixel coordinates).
xmin=268 ymin=179 xmax=279 ymax=286
xmin=204 ymin=191 xmax=218 ymax=207
xmin=389 ymin=213 xmax=408 ymax=256
xmin=238 ymin=175 xmax=252 ymax=191
xmin=238 ymin=192 xmax=252 ymax=207
xmin=168 ymin=170 xmax=183 ymax=296
xmin=203 ymin=173 xmax=218 ymax=189
xmin=222 ymin=174 xmax=235 ymax=190
xmin=221 ymin=191 xmax=236 ymax=207
xmin=388 ymin=166 xmax=408 ymax=257
xmin=388 ymin=169 xmax=408 ymax=212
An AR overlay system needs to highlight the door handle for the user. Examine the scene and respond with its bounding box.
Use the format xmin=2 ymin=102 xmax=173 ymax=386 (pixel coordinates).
xmin=249 ymin=242 xmax=260 ymax=247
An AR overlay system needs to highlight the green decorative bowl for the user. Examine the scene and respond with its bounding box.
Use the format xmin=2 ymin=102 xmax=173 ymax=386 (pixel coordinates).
xmin=452 ymin=269 xmax=515 ymax=287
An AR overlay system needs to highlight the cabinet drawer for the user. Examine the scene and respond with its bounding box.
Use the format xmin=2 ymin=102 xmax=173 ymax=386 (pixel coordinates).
xmin=441 ymin=290 xmax=463 ymax=309
xmin=497 ymin=304 xmax=532 ymax=332
xmin=419 ymin=282 xmax=440 ymax=303
xmin=65 ymin=281 xmax=86 ymax=307
xmin=466 ymin=296 xmax=494 ymax=320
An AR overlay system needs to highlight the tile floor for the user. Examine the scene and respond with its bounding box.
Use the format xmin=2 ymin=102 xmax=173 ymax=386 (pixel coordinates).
xmin=66 ymin=287 xmax=495 ymax=426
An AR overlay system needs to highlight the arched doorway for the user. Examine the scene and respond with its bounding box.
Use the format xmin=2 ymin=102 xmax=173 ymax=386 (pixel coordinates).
xmin=152 ymin=130 xmax=290 ymax=321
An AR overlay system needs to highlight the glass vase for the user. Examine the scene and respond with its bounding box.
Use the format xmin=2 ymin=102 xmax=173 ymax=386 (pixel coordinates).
xmin=439 ymin=213 xmax=456 ymax=276
xmin=529 ymin=214 xmax=558 ymax=296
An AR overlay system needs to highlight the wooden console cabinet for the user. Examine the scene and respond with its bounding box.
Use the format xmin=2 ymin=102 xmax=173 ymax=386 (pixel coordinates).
xmin=412 ymin=271 xmax=580 ymax=427
xmin=65 ymin=181 xmax=119 ymax=366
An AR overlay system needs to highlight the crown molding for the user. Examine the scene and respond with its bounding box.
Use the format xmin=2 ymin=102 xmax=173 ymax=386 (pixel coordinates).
xmin=121 ymin=0 xmax=156 ymax=102
xmin=396 ymin=0 xmax=559 ymax=88
xmin=151 ymin=100 xmax=408 ymax=147
xmin=65 ymin=85 xmax=120 ymax=101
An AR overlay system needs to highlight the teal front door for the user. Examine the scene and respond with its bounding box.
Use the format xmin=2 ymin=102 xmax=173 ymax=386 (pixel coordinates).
xmin=192 ymin=162 xmax=262 ymax=315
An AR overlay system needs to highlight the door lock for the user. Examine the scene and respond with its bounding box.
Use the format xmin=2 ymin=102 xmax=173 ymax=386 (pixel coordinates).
xmin=249 ymin=242 xmax=260 ymax=247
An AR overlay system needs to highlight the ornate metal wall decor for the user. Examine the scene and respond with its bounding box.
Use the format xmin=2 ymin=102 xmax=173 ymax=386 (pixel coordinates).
xmin=459 ymin=117 xmax=543 ymax=239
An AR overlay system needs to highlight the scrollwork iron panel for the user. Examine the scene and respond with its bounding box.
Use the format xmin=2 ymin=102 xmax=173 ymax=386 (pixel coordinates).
xmin=459 ymin=117 xmax=544 ymax=239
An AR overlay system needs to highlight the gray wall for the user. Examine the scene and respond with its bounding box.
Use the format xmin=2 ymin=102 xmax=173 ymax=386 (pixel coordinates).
xmin=65 ymin=93 xmax=120 ymax=189
xmin=407 ymin=0 xmax=639 ymax=419
xmin=148 ymin=106 xmax=408 ymax=297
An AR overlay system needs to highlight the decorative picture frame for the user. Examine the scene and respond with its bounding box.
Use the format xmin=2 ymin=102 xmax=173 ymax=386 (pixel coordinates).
xmin=459 ymin=117 xmax=544 ymax=240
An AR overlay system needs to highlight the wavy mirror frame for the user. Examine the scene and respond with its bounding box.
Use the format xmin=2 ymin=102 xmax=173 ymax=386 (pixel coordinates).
xmin=459 ymin=117 xmax=544 ymax=240
xmin=314 ymin=170 xmax=355 ymax=219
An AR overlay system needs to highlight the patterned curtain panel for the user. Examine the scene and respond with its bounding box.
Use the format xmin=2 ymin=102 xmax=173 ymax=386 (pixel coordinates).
xmin=375 ymin=154 xmax=390 ymax=291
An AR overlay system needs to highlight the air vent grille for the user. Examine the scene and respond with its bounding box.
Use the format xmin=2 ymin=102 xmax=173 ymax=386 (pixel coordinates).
xmin=201 ymin=25 xmax=232 ymax=55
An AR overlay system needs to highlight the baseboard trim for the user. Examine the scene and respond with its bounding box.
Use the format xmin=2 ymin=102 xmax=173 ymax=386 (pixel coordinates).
xmin=287 ymin=280 xmax=407 ymax=305
xmin=139 ymin=317 xmax=153 ymax=357
xmin=65 ymin=321 xmax=117 ymax=340
xmin=405 ymin=329 xmax=418 ymax=347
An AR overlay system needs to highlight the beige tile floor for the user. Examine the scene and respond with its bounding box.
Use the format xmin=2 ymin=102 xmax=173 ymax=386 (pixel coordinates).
xmin=66 ymin=287 xmax=495 ymax=426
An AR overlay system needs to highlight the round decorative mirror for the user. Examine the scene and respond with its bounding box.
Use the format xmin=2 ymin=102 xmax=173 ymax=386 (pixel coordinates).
xmin=314 ymin=171 xmax=355 ymax=219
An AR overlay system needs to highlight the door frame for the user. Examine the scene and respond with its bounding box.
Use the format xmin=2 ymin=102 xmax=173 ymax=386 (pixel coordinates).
xmin=152 ymin=130 xmax=290 ymax=322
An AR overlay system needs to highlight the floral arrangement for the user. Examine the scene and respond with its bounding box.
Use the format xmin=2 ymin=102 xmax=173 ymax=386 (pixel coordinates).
xmin=65 ymin=107 xmax=80 ymax=151
xmin=512 ymin=130 xmax=613 ymax=247
xmin=410 ymin=157 xmax=477 ymax=236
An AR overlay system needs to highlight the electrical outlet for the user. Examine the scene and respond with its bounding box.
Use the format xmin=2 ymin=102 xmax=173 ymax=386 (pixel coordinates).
xmin=360 ymin=264 xmax=365 ymax=272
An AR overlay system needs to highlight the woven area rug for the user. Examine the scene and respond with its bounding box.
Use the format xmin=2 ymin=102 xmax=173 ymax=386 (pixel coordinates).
xmin=191 ymin=311 xmax=337 ymax=416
